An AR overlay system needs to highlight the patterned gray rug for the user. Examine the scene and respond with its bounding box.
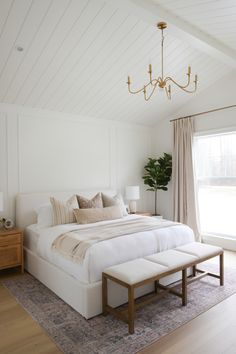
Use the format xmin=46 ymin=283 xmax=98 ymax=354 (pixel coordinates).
xmin=3 ymin=264 xmax=236 ymax=354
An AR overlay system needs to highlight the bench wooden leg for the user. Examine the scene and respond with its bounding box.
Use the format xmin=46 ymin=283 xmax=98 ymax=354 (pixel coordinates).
xmin=192 ymin=265 xmax=196 ymax=277
xmin=128 ymin=286 xmax=135 ymax=334
xmin=182 ymin=268 xmax=187 ymax=306
xmin=154 ymin=280 xmax=159 ymax=293
xmin=220 ymin=253 xmax=224 ymax=286
xmin=102 ymin=273 xmax=108 ymax=315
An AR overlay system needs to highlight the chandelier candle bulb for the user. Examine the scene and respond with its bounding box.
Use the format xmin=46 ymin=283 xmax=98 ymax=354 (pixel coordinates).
xmin=149 ymin=64 xmax=152 ymax=73
xmin=167 ymin=85 xmax=171 ymax=99
xmin=188 ymin=66 xmax=191 ymax=75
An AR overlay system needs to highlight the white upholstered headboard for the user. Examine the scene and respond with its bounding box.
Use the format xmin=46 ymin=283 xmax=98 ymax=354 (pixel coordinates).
xmin=16 ymin=189 xmax=117 ymax=229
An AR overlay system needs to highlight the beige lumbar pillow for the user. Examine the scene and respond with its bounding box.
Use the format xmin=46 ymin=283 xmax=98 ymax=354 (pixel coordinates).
xmin=102 ymin=193 xmax=128 ymax=216
xmin=74 ymin=205 xmax=123 ymax=224
xmin=76 ymin=192 xmax=103 ymax=209
xmin=50 ymin=195 xmax=77 ymax=226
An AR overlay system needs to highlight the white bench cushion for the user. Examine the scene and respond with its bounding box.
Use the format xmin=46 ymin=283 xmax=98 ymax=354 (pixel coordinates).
xmin=104 ymin=258 xmax=168 ymax=285
xmin=145 ymin=249 xmax=198 ymax=269
xmin=175 ymin=242 xmax=223 ymax=259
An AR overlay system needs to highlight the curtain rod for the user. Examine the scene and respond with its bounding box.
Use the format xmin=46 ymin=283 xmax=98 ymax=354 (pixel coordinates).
xmin=170 ymin=104 xmax=236 ymax=123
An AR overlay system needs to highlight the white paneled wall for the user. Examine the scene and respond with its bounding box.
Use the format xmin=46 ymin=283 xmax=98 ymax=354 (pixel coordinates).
xmin=0 ymin=104 xmax=152 ymax=222
xmin=18 ymin=116 xmax=111 ymax=192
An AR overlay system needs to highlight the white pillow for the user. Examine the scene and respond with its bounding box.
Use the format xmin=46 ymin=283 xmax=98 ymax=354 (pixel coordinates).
xmin=102 ymin=193 xmax=128 ymax=216
xmin=114 ymin=194 xmax=128 ymax=216
xmin=36 ymin=204 xmax=53 ymax=228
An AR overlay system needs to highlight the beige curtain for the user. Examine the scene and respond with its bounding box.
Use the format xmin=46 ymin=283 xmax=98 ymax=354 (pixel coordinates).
xmin=172 ymin=117 xmax=200 ymax=241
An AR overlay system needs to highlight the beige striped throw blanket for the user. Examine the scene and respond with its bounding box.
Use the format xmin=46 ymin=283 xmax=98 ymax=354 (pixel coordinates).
xmin=52 ymin=218 xmax=180 ymax=263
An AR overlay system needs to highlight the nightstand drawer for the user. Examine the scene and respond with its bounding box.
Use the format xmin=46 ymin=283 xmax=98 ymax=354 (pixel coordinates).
xmin=0 ymin=233 xmax=21 ymax=246
xmin=0 ymin=228 xmax=23 ymax=272
xmin=0 ymin=244 xmax=21 ymax=268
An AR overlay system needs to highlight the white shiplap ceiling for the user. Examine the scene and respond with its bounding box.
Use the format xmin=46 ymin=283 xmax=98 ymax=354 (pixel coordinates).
xmin=0 ymin=0 xmax=235 ymax=125
xmin=153 ymin=0 xmax=236 ymax=51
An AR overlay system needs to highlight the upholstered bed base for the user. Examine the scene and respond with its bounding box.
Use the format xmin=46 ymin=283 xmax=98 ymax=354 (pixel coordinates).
xmin=24 ymin=247 xmax=160 ymax=319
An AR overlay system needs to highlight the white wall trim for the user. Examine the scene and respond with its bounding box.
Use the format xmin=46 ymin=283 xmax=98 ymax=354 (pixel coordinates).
xmin=5 ymin=114 xmax=9 ymax=215
xmin=0 ymin=113 xmax=7 ymax=216
xmin=17 ymin=114 xmax=21 ymax=193
xmin=0 ymin=102 xmax=149 ymax=129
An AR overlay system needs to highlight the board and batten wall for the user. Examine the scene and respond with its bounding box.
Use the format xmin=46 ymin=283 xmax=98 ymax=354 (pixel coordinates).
xmin=0 ymin=103 xmax=152 ymax=222
xmin=151 ymin=71 xmax=236 ymax=249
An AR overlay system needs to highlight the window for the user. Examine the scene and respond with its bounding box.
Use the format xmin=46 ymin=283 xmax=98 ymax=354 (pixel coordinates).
xmin=194 ymin=130 xmax=236 ymax=238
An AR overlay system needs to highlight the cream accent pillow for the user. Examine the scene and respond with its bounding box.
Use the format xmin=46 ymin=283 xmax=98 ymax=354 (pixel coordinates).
xmin=76 ymin=192 xmax=103 ymax=209
xmin=50 ymin=195 xmax=78 ymax=226
xmin=102 ymin=193 xmax=128 ymax=216
xmin=74 ymin=205 xmax=123 ymax=224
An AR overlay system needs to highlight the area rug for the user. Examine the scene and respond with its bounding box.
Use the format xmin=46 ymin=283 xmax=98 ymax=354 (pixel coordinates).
xmin=3 ymin=264 xmax=236 ymax=354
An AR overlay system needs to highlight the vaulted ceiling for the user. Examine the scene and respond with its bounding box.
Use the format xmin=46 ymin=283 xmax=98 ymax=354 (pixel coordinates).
xmin=0 ymin=0 xmax=235 ymax=125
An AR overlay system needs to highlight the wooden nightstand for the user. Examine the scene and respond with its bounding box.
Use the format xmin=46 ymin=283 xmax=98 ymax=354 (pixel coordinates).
xmin=0 ymin=228 xmax=24 ymax=273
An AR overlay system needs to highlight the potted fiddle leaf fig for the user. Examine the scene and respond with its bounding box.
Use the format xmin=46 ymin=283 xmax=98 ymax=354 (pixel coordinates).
xmin=142 ymin=153 xmax=172 ymax=215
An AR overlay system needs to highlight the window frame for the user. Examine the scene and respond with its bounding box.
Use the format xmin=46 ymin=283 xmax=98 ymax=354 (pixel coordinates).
xmin=193 ymin=126 xmax=236 ymax=246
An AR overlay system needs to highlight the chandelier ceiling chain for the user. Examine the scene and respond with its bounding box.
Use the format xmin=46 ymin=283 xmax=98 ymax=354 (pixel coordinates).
xmin=127 ymin=22 xmax=198 ymax=101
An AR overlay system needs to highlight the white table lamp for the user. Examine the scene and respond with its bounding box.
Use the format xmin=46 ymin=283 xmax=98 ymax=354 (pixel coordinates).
xmin=125 ymin=186 xmax=140 ymax=214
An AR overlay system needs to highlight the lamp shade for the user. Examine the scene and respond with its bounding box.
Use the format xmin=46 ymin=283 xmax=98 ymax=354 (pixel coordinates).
xmin=0 ymin=192 xmax=3 ymax=212
xmin=125 ymin=186 xmax=140 ymax=201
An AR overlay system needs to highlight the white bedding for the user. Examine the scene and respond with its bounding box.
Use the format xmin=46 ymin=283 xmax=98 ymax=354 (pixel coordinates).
xmin=26 ymin=215 xmax=194 ymax=284
xmin=24 ymin=224 xmax=40 ymax=253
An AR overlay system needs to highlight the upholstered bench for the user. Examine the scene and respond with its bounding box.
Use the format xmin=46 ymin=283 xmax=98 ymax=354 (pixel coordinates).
xmin=102 ymin=242 xmax=224 ymax=334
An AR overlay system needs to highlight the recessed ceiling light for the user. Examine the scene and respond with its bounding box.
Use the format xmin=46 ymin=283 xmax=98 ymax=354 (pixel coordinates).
xmin=16 ymin=46 xmax=24 ymax=52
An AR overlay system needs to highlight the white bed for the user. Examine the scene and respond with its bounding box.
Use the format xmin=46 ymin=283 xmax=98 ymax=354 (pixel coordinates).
xmin=17 ymin=190 xmax=195 ymax=319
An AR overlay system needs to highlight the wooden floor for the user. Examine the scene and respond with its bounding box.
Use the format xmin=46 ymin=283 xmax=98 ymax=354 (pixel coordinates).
xmin=0 ymin=270 xmax=62 ymax=354
xmin=0 ymin=251 xmax=236 ymax=354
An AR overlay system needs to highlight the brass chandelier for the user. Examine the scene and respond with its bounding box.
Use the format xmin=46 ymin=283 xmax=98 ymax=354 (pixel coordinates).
xmin=127 ymin=22 xmax=198 ymax=101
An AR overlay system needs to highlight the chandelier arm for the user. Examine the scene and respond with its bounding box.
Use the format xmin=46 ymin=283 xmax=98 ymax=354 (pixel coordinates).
xmin=128 ymin=86 xmax=147 ymax=94
xmin=150 ymin=77 xmax=162 ymax=86
xmin=156 ymin=77 xmax=163 ymax=83
xmin=128 ymin=79 xmax=157 ymax=95
xmin=164 ymin=74 xmax=191 ymax=90
xmin=146 ymin=80 xmax=157 ymax=88
xmin=150 ymin=79 xmax=157 ymax=86
xmin=166 ymin=77 xmax=198 ymax=93
xmin=183 ymin=83 xmax=197 ymax=94
xmin=144 ymin=82 xmax=159 ymax=101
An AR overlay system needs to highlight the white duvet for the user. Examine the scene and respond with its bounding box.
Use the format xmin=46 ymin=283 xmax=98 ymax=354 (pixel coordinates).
xmin=34 ymin=215 xmax=195 ymax=284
